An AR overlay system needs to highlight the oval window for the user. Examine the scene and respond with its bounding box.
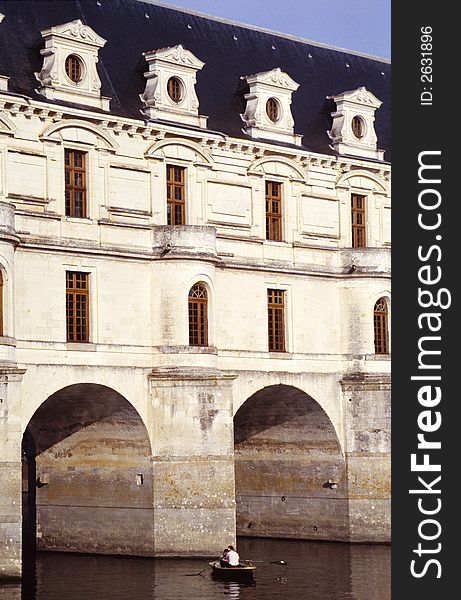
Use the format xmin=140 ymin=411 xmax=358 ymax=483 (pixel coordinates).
xmin=266 ymin=97 xmax=280 ymax=122
xmin=65 ymin=55 xmax=84 ymax=83
xmin=167 ymin=77 xmax=183 ymax=103
xmin=352 ymin=116 xmax=365 ymax=139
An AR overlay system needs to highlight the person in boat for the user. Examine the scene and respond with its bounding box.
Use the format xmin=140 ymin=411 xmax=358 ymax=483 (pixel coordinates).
xmin=226 ymin=545 xmax=240 ymax=568
xmin=219 ymin=548 xmax=229 ymax=567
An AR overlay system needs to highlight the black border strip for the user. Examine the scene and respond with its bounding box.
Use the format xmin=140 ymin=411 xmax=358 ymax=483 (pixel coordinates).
xmin=392 ymin=1 xmax=456 ymax=597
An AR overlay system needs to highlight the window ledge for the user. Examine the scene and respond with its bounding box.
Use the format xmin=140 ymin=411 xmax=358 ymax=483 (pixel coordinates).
xmin=155 ymin=345 xmax=218 ymax=355
xmin=365 ymin=353 xmax=391 ymax=361
xmin=63 ymin=217 xmax=94 ymax=225
xmin=0 ymin=336 xmax=16 ymax=347
xmin=269 ymin=351 xmax=293 ymax=359
xmin=66 ymin=342 xmax=97 ymax=351
xmin=264 ymin=240 xmax=290 ymax=247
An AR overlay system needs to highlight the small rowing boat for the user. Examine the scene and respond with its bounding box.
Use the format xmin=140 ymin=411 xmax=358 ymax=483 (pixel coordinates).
xmin=209 ymin=560 xmax=256 ymax=579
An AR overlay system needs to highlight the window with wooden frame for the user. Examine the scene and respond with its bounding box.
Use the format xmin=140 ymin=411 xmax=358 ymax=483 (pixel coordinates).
xmin=188 ymin=283 xmax=208 ymax=347
xmin=267 ymin=289 xmax=285 ymax=352
xmin=266 ymin=97 xmax=280 ymax=122
xmin=351 ymin=193 xmax=366 ymax=248
xmin=65 ymin=55 xmax=83 ymax=84
xmin=374 ymin=297 xmax=389 ymax=354
xmin=65 ymin=149 xmax=87 ymax=218
xmin=266 ymin=181 xmax=282 ymax=241
xmin=351 ymin=115 xmax=365 ymax=139
xmin=0 ymin=271 xmax=3 ymax=337
xmin=66 ymin=271 xmax=89 ymax=343
xmin=167 ymin=77 xmax=183 ymax=103
xmin=166 ymin=165 xmax=186 ymax=225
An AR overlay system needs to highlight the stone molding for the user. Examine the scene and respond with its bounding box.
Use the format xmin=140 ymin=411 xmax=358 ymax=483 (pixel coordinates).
xmin=140 ymin=45 xmax=207 ymax=127
xmin=241 ymin=67 xmax=302 ymax=145
xmin=35 ymin=19 xmax=110 ymax=110
xmin=328 ymin=87 xmax=384 ymax=160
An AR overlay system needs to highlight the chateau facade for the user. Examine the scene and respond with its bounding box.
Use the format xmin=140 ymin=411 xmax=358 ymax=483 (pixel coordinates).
xmin=0 ymin=0 xmax=390 ymax=579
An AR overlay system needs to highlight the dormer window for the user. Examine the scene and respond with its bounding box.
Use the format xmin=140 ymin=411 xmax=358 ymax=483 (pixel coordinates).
xmin=35 ymin=19 xmax=110 ymax=110
xmin=65 ymin=55 xmax=83 ymax=83
xmin=140 ymin=45 xmax=207 ymax=128
xmin=241 ymin=68 xmax=301 ymax=145
xmin=328 ymin=87 xmax=384 ymax=160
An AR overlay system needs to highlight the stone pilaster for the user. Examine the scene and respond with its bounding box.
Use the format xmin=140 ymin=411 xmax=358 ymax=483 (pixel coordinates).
xmin=148 ymin=367 xmax=237 ymax=556
xmin=341 ymin=374 xmax=391 ymax=542
xmin=0 ymin=368 xmax=26 ymax=580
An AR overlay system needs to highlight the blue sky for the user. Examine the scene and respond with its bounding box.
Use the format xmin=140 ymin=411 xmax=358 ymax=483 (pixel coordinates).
xmin=155 ymin=0 xmax=391 ymax=58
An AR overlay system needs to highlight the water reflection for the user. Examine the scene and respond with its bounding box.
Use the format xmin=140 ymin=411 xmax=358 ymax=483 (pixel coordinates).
xmin=224 ymin=581 xmax=241 ymax=598
xmin=0 ymin=538 xmax=390 ymax=600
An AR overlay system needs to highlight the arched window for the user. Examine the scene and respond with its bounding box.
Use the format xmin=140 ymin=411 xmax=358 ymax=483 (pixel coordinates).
xmin=0 ymin=271 xmax=3 ymax=336
xmin=188 ymin=283 xmax=208 ymax=346
xmin=374 ymin=298 xmax=389 ymax=354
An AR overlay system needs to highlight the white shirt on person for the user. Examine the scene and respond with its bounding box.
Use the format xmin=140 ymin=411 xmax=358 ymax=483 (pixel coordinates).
xmin=227 ymin=549 xmax=240 ymax=566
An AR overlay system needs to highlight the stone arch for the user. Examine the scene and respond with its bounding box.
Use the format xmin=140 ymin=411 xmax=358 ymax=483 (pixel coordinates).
xmin=234 ymin=383 xmax=350 ymax=541
xmin=232 ymin=373 xmax=343 ymax=446
xmin=145 ymin=138 xmax=213 ymax=166
xmin=248 ymin=156 xmax=306 ymax=180
xmin=21 ymin=372 xmax=150 ymax=436
xmin=22 ymin=383 xmax=154 ymax=557
xmin=40 ymin=119 xmax=119 ymax=150
xmin=337 ymin=169 xmax=389 ymax=193
xmin=370 ymin=289 xmax=391 ymax=313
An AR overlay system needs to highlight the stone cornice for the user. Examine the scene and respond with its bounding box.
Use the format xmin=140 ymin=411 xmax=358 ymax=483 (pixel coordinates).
xmin=15 ymin=234 xmax=390 ymax=279
xmin=0 ymin=93 xmax=390 ymax=177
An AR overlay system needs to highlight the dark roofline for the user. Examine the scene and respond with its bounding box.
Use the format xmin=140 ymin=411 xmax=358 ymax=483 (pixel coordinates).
xmin=140 ymin=0 xmax=391 ymax=64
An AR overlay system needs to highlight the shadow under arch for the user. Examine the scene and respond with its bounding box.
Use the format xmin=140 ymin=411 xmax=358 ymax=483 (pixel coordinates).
xmin=22 ymin=383 xmax=154 ymax=561
xmin=234 ymin=384 xmax=350 ymax=542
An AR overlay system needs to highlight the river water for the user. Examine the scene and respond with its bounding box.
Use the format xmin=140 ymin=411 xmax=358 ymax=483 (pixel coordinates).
xmin=1 ymin=538 xmax=390 ymax=600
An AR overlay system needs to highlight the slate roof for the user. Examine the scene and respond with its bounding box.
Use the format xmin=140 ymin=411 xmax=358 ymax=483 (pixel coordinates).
xmin=0 ymin=0 xmax=391 ymax=159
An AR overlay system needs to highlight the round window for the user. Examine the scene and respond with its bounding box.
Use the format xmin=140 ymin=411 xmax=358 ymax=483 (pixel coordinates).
xmin=167 ymin=77 xmax=183 ymax=103
xmin=266 ymin=97 xmax=280 ymax=122
xmin=351 ymin=116 xmax=365 ymax=139
xmin=65 ymin=55 xmax=84 ymax=83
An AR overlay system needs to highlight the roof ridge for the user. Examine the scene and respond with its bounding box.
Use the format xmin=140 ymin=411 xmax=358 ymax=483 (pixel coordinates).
xmin=137 ymin=0 xmax=390 ymax=64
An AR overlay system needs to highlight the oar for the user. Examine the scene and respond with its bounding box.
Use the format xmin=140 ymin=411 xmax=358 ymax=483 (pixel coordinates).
xmin=247 ymin=560 xmax=287 ymax=565
xmin=184 ymin=567 xmax=207 ymax=576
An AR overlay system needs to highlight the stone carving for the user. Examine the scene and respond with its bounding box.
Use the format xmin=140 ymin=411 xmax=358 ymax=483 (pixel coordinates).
xmin=140 ymin=45 xmax=207 ymax=128
xmin=34 ymin=19 xmax=109 ymax=110
xmin=328 ymin=86 xmax=384 ymax=160
xmin=240 ymin=68 xmax=301 ymax=146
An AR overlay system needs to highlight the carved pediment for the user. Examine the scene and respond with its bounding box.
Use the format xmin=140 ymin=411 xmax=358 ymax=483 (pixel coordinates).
xmin=245 ymin=67 xmax=299 ymax=91
xmin=40 ymin=19 xmax=106 ymax=48
xmin=332 ymin=86 xmax=382 ymax=109
xmin=145 ymin=45 xmax=205 ymax=70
